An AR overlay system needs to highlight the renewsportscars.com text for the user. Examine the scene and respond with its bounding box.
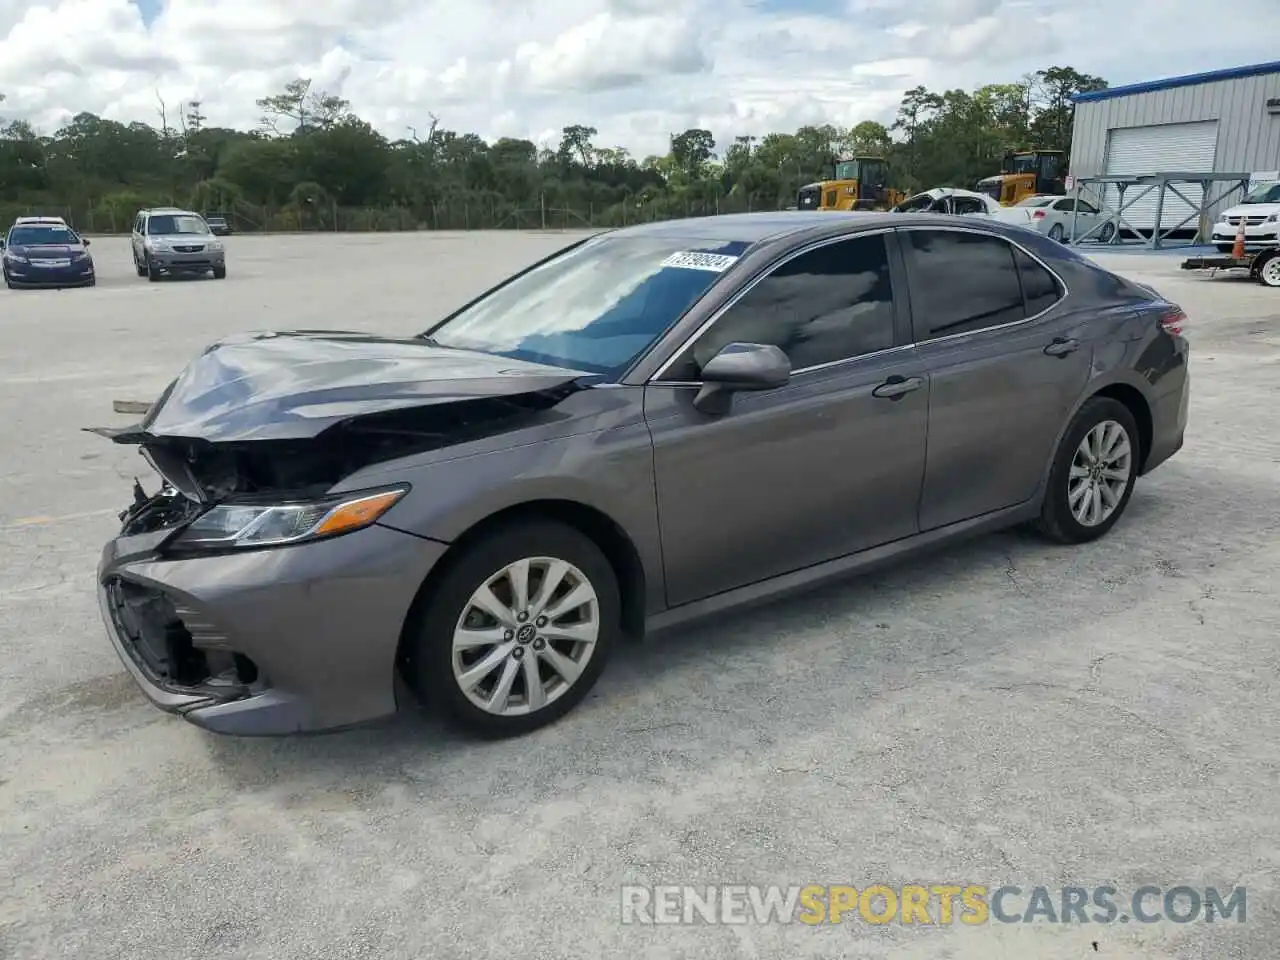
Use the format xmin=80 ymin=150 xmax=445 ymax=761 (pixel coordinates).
xmin=620 ymin=884 xmax=1246 ymax=925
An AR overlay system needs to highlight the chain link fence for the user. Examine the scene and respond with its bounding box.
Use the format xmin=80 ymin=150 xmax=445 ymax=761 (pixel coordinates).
xmin=0 ymin=192 xmax=778 ymax=235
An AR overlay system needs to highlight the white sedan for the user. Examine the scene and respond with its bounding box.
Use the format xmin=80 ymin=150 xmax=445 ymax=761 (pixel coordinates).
xmin=993 ymin=195 xmax=1117 ymax=244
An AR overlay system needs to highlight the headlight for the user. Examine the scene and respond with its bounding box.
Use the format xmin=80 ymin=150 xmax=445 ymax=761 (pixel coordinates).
xmin=1266 ymin=213 xmax=1278 ymax=223
xmin=147 ymin=239 xmax=169 ymax=250
xmin=169 ymin=486 xmax=407 ymax=552
xmin=3 ymin=251 xmax=27 ymax=263
xmin=207 ymin=239 xmax=223 ymax=251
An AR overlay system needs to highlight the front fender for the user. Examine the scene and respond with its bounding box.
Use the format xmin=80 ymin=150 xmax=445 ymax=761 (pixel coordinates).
xmin=336 ymin=423 xmax=666 ymax=612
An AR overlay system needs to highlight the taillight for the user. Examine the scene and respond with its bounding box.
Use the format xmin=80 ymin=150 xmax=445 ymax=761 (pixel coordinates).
xmin=1032 ymin=210 xmax=1046 ymax=219
xmin=1159 ymin=307 xmax=1187 ymax=336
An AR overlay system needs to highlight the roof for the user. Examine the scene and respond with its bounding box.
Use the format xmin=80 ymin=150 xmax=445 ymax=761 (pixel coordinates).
xmin=1072 ymin=60 xmax=1280 ymax=103
xmin=607 ymin=211 xmax=886 ymax=244
xmin=14 ymin=215 xmax=67 ymax=224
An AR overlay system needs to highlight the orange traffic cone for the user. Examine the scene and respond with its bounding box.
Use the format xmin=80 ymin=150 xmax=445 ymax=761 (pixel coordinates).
xmin=1232 ymin=215 xmax=1246 ymax=259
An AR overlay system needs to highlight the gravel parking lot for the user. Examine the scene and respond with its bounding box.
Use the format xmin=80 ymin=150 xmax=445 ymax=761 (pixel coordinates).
xmin=2 ymin=232 xmax=1278 ymax=959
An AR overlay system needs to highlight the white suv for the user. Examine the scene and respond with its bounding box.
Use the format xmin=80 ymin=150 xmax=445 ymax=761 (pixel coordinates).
xmin=131 ymin=208 xmax=227 ymax=281
xmin=1211 ymin=182 xmax=1280 ymax=252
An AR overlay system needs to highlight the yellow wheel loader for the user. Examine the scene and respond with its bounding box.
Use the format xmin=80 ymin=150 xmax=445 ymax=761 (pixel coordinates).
xmin=975 ymin=149 xmax=1067 ymax=206
xmin=796 ymin=156 xmax=907 ymax=212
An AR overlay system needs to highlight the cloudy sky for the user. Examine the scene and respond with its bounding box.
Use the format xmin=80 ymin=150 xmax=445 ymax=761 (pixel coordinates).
xmin=0 ymin=0 xmax=1276 ymax=156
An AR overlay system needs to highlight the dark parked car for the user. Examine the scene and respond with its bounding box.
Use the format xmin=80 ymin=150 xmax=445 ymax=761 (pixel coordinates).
xmin=94 ymin=212 xmax=1189 ymax=738
xmin=2 ymin=218 xmax=95 ymax=288
xmin=204 ymin=215 xmax=232 ymax=237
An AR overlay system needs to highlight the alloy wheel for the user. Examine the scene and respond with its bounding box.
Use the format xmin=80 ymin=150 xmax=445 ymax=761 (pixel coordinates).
xmin=451 ymin=556 xmax=600 ymax=717
xmin=1068 ymin=419 xmax=1133 ymax=527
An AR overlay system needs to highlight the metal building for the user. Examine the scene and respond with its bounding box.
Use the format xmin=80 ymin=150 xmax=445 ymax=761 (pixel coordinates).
xmin=1068 ymin=61 xmax=1280 ymax=235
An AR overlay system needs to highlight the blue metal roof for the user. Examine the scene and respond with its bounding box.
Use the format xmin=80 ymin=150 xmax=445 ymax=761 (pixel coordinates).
xmin=1071 ymin=60 xmax=1280 ymax=103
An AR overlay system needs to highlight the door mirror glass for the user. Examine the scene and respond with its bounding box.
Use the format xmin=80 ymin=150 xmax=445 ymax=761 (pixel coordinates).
xmin=694 ymin=342 xmax=791 ymax=413
xmin=83 ymin=238 xmax=91 ymax=246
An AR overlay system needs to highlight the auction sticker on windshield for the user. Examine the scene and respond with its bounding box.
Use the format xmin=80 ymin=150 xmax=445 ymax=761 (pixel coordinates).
xmin=661 ymin=251 xmax=740 ymax=272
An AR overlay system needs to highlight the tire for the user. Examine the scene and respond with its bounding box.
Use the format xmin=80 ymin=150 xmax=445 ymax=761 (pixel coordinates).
xmin=212 ymin=265 xmax=226 ymax=280
xmin=1256 ymin=251 xmax=1280 ymax=288
xmin=1097 ymin=222 xmax=1115 ymax=244
xmin=1034 ymin=397 xmax=1140 ymax=545
xmin=147 ymin=262 xmax=160 ymax=282
xmin=135 ymin=259 xmax=147 ymax=277
xmin=403 ymin=520 xmax=620 ymax=737
xmin=1048 ymin=223 xmax=1066 ymax=243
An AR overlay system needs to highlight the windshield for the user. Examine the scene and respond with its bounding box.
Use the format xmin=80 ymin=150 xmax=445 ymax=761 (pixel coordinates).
xmin=426 ymin=236 xmax=750 ymax=376
xmin=1011 ymin=155 xmax=1038 ymax=174
xmin=1241 ymin=183 xmax=1280 ymax=204
xmin=147 ymin=214 xmax=209 ymax=235
xmin=7 ymin=225 xmax=79 ymax=246
xmin=834 ymin=161 xmax=858 ymax=180
xmin=1015 ymin=197 xmax=1055 ymax=208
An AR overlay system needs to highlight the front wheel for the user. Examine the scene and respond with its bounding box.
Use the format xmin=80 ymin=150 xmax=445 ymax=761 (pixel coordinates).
xmin=212 ymin=265 xmax=226 ymax=280
xmin=1097 ymin=222 xmax=1116 ymax=244
xmin=146 ymin=262 xmax=160 ymax=282
xmin=1035 ymin=397 xmax=1140 ymax=545
xmin=403 ymin=520 xmax=620 ymax=737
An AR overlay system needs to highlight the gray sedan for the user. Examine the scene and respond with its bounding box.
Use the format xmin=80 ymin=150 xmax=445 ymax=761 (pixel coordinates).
xmin=94 ymin=212 xmax=1189 ymax=738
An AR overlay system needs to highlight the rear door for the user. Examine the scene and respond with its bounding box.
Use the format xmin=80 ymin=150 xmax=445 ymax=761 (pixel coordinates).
xmin=645 ymin=230 xmax=930 ymax=606
xmin=897 ymin=226 xmax=1093 ymax=531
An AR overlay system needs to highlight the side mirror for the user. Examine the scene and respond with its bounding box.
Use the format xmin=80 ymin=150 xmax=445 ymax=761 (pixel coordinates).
xmin=0 ymin=239 xmax=5 ymax=249
xmin=693 ymin=342 xmax=790 ymax=414
xmin=83 ymin=238 xmax=91 ymax=246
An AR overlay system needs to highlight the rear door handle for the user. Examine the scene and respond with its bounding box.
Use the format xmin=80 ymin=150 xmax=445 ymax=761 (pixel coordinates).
xmin=1044 ymin=337 xmax=1080 ymax=357
xmin=872 ymin=375 xmax=924 ymax=400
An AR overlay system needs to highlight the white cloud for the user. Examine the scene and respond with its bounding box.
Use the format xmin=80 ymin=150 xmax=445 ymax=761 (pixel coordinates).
xmin=0 ymin=0 xmax=1276 ymax=158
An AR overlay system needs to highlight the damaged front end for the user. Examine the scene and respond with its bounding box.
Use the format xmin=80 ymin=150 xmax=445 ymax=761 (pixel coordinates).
xmin=91 ymin=331 xmax=594 ymax=728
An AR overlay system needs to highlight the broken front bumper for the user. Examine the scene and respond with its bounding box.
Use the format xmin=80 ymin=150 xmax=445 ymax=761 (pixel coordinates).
xmin=97 ymin=517 xmax=447 ymax=735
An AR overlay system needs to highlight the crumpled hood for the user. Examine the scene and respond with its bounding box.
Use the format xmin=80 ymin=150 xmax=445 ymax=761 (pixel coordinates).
xmin=9 ymin=244 xmax=85 ymax=259
xmin=125 ymin=330 xmax=593 ymax=442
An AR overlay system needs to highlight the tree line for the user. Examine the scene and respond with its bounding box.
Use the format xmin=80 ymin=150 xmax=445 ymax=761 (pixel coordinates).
xmin=0 ymin=67 xmax=1106 ymax=233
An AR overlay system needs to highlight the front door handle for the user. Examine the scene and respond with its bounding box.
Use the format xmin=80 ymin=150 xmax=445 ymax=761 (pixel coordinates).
xmin=872 ymin=375 xmax=925 ymax=400
xmin=1044 ymin=336 xmax=1080 ymax=357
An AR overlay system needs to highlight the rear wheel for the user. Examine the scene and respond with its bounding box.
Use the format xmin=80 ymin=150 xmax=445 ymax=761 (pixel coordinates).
xmin=1048 ymin=223 xmax=1066 ymax=243
xmin=403 ymin=520 xmax=619 ymax=737
xmin=1256 ymin=251 xmax=1280 ymax=288
xmin=1035 ymin=397 xmax=1140 ymax=545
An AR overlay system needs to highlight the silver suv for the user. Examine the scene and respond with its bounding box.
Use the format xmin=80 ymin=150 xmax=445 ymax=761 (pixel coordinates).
xmin=131 ymin=208 xmax=226 ymax=281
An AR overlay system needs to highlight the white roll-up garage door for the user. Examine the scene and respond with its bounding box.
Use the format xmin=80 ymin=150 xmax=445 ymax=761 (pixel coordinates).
xmin=1102 ymin=121 xmax=1219 ymax=233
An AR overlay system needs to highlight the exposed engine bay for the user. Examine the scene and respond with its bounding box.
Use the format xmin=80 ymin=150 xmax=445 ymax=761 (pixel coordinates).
xmin=99 ymin=384 xmax=582 ymax=536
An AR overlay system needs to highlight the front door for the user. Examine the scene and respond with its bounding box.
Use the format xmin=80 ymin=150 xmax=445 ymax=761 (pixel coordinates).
xmin=897 ymin=227 xmax=1094 ymax=531
xmin=644 ymin=231 xmax=930 ymax=607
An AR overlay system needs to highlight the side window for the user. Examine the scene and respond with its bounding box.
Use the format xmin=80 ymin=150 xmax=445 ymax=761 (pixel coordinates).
xmin=1054 ymin=199 xmax=1076 ymax=212
xmin=953 ymin=197 xmax=985 ymax=215
xmin=901 ymin=230 xmax=1025 ymax=339
xmin=1013 ymin=248 xmax=1064 ymax=316
xmin=665 ymin=234 xmax=897 ymax=379
xmin=1078 ymin=200 xmax=1099 ymax=215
